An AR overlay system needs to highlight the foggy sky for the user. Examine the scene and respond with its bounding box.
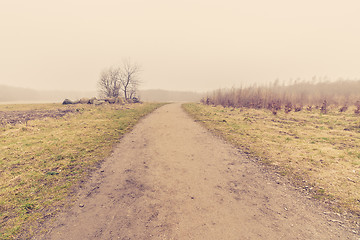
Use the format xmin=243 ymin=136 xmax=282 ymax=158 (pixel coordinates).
xmin=1 ymin=0 xmax=360 ymax=92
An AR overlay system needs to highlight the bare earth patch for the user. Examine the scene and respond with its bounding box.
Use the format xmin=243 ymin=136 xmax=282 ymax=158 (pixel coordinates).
xmin=0 ymin=109 xmax=75 ymax=125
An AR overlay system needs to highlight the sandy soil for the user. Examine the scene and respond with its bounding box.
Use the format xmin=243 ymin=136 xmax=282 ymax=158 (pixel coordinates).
xmin=34 ymin=103 xmax=357 ymax=239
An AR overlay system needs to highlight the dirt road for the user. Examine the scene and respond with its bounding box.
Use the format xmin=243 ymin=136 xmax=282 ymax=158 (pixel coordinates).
xmin=36 ymin=103 xmax=357 ymax=239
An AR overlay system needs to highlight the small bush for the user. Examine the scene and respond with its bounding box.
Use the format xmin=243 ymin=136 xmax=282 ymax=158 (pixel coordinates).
xmin=294 ymin=105 xmax=302 ymax=112
xmin=339 ymin=105 xmax=348 ymax=112
xmin=284 ymin=102 xmax=292 ymax=113
xmin=320 ymin=100 xmax=327 ymax=114
xmin=355 ymin=101 xmax=360 ymax=115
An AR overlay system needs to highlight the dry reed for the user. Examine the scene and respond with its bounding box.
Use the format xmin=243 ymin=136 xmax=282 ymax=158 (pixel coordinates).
xmin=202 ymin=80 xmax=360 ymax=114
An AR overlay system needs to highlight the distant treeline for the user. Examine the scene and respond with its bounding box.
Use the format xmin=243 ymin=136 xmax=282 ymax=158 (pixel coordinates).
xmin=139 ymin=89 xmax=203 ymax=102
xmin=203 ymin=80 xmax=360 ymax=113
xmin=0 ymin=85 xmax=203 ymax=103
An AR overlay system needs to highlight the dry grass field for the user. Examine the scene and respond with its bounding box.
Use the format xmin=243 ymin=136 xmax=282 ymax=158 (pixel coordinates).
xmin=183 ymin=103 xmax=360 ymax=222
xmin=0 ymin=102 xmax=164 ymax=239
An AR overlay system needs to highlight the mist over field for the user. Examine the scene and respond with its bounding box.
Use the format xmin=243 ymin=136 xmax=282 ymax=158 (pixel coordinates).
xmin=0 ymin=85 xmax=202 ymax=103
xmin=0 ymin=85 xmax=96 ymax=103
xmin=1 ymin=1 xmax=360 ymax=94
xmin=139 ymin=89 xmax=203 ymax=102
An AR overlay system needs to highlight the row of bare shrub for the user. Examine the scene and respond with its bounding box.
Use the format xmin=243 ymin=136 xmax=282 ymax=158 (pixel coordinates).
xmin=202 ymin=80 xmax=360 ymax=114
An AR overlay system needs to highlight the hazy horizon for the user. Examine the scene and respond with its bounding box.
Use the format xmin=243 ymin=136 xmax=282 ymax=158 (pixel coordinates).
xmin=1 ymin=1 xmax=360 ymax=92
xmin=0 ymin=84 xmax=204 ymax=103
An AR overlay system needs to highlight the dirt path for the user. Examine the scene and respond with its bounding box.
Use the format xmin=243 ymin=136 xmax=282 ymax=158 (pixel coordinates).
xmin=35 ymin=103 xmax=357 ymax=239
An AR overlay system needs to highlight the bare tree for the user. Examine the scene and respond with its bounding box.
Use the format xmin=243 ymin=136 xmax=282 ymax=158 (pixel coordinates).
xmin=98 ymin=67 xmax=121 ymax=98
xmin=98 ymin=60 xmax=141 ymax=100
xmin=119 ymin=59 xmax=141 ymax=100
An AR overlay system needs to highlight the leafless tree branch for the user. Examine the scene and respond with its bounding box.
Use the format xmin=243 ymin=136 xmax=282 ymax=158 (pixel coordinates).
xmin=119 ymin=59 xmax=141 ymax=99
xmin=98 ymin=59 xmax=141 ymax=100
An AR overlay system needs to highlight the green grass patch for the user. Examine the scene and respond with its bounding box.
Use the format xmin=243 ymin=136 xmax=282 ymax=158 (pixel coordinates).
xmin=183 ymin=103 xmax=360 ymax=218
xmin=0 ymin=102 xmax=164 ymax=239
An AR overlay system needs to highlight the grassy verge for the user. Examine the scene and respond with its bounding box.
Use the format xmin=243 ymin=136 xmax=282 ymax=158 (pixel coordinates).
xmin=183 ymin=103 xmax=360 ymax=220
xmin=0 ymin=102 xmax=165 ymax=239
